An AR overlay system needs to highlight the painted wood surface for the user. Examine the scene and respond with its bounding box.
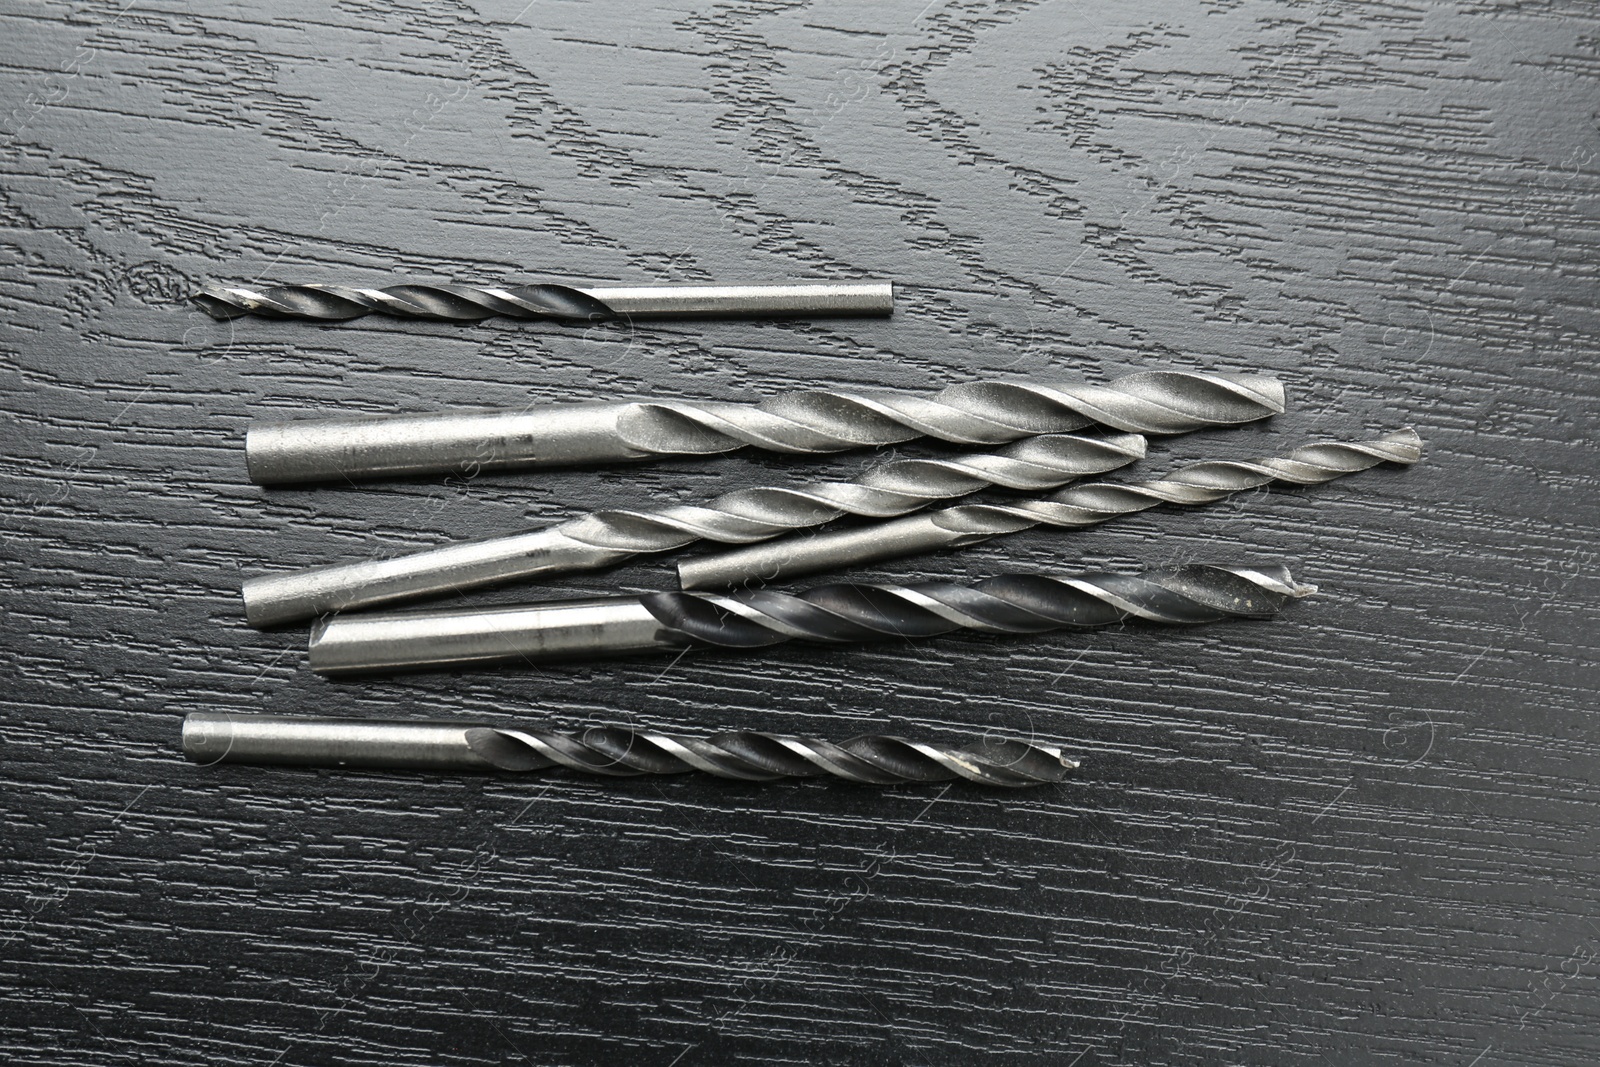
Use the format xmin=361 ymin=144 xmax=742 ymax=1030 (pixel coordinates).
xmin=2 ymin=1 xmax=1596 ymax=1062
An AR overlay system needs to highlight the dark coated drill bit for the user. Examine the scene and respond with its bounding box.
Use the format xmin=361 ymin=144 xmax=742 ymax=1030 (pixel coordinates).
xmin=678 ymin=429 xmax=1423 ymax=589
xmin=306 ymin=563 xmax=1312 ymax=675
xmin=245 ymin=370 xmax=1286 ymax=484
xmin=190 ymin=280 xmax=894 ymax=322
xmin=181 ymin=712 xmax=1078 ymax=788
xmin=242 ymin=431 xmax=1148 ymax=627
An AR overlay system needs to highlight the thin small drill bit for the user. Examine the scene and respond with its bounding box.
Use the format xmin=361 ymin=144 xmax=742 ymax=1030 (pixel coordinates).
xmin=245 ymin=370 xmax=1285 ymax=484
xmin=306 ymin=563 xmax=1312 ymax=675
xmin=242 ymin=431 xmax=1147 ymax=627
xmin=677 ymin=429 xmax=1423 ymax=590
xmin=190 ymin=280 xmax=895 ymax=322
xmin=181 ymin=712 xmax=1078 ymax=788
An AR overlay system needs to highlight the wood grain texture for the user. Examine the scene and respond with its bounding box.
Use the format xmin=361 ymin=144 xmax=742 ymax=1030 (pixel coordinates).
xmin=2 ymin=0 xmax=1596 ymax=1062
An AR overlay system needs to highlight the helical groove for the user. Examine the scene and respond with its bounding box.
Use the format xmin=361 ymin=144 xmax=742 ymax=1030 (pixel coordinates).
xmin=610 ymin=371 xmax=1287 ymax=456
xmin=555 ymin=431 xmax=1147 ymax=554
xmin=191 ymin=283 xmax=615 ymax=321
xmin=462 ymin=728 xmax=1078 ymax=787
xmin=640 ymin=564 xmax=1315 ymax=649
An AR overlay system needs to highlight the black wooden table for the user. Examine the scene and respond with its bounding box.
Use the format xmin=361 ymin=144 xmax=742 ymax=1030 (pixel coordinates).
xmin=4 ymin=2 xmax=1596 ymax=1063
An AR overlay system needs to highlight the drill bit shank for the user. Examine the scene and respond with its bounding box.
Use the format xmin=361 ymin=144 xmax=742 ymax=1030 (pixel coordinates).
xmin=181 ymin=712 xmax=1078 ymax=788
xmin=191 ymin=280 xmax=895 ymax=322
xmin=306 ymin=563 xmax=1312 ymax=675
xmin=243 ymin=431 xmax=1147 ymax=627
xmin=678 ymin=429 xmax=1422 ymax=589
xmin=245 ymin=370 xmax=1285 ymax=483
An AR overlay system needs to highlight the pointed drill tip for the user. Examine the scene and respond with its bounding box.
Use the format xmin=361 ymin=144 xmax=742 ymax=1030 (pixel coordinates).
xmin=1222 ymin=564 xmax=1317 ymax=602
xmin=1381 ymin=427 xmax=1424 ymax=463
xmin=189 ymin=285 xmax=242 ymax=320
xmin=1119 ymin=432 xmax=1150 ymax=458
xmin=1203 ymin=371 xmax=1288 ymax=414
xmin=1033 ymin=744 xmax=1082 ymax=771
xmin=1256 ymin=376 xmax=1288 ymax=415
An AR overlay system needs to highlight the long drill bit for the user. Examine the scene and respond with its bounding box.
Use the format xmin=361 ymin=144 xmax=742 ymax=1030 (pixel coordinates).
xmin=678 ymin=429 xmax=1423 ymax=590
xmin=245 ymin=370 xmax=1286 ymax=483
xmin=190 ymin=280 xmax=895 ymax=322
xmin=181 ymin=712 xmax=1078 ymax=788
xmin=243 ymin=431 xmax=1148 ymax=627
xmin=306 ymin=563 xmax=1312 ymax=675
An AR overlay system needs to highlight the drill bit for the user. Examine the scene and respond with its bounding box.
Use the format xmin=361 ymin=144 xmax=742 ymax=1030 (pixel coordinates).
xmin=245 ymin=370 xmax=1285 ymax=483
xmin=181 ymin=712 xmax=1078 ymax=788
xmin=243 ymin=431 xmax=1147 ymax=627
xmin=190 ymin=280 xmax=895 ymax=322
xmin=678 ymin=429 xmax=1423 ymax=590
xmin=306 ymin=563 xmax=1312 ymax=675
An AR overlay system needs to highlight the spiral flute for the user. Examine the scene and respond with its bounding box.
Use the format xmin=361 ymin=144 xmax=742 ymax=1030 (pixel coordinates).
xmin=678 ymin=429 xmax=1423 ymax=589
xmin=243 ymin=431 xmax=1147 ymax=627
xmin=245 ymin=370 xmax=1286 ymax=483
xmin=181 ymin=713 xmax=1077 ymax=788
xmin=306 ymin=563 xmax=1312 ymax=675
xmin=190 ymin=280 xmax=894 ymax=322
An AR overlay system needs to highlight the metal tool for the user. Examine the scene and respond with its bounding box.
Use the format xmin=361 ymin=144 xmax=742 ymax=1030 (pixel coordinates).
xmin=242 ymin=431 xmax=1147 ymax=627
xmin=245 ymin=370 xmax=1285 ymax=484
xmin=181 ymin=712 xmax=1078 ymax=787
xmin=306 ymin=563 xmax=1311 ymax=675
xmin=678 ymin=429 xmax=1423 ymax=590
xmin=190 ymin=280 xmax=895 ymax=322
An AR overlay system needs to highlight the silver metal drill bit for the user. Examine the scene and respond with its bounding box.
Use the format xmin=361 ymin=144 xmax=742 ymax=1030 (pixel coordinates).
xmin=306 ymin=563 xmax=1312 ymax=675
xmin=245 ymin=370 xmax=1285 ymax=484
xmin=190 ymin=280 xmax=895 ymax=322
xmin=180 ymin=712 xmax=1078 ymax=788
xmin=678 ymin=429 xmax=1423 ymax=590
xmin=242 ymin=431 xmax=1147 ymax=627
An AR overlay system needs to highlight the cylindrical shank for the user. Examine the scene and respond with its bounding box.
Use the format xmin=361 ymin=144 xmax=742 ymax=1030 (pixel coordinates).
xmin=678 ymin=513 xmax=1009 ymax=590
xmin=244 ymin=528 xmax=603 ymax=629
xmin=680 ymin=515 xmax=984 ymax=590
xmin=182 ymin=711 xmax=494 ymax=770
xmin=244 ymin=402 xmax=735 ymax=484
xmin=308 ymin=598 xmax=678 ymax=675
xmin=583 ymin=282 xmax=894 ymax=318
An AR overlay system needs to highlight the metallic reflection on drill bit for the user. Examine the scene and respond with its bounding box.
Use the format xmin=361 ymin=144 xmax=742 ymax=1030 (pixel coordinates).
xmin=306 ymin=564 xmax=1312 ymax=675
xmin=678 ymin=429 xmax=1423 ymax=590
xmin=244 ymin=370 xmax=1285 ymax=484
xmin=191 ymin=280 xmax=895 ymax=322
xmin=242 ymin=432 xmax=1147 ymax=627
xmin=181 ymin=712 xmax=1078 ymax=788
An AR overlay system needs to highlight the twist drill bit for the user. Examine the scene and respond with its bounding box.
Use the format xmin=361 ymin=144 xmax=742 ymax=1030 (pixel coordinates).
xmin=245 ymin=370 xmax=1285 ymax=484
xmin=190 ymin=280 xmax=895 ymax=322
xmin=678 ymin=429 xmax=1423 ymax=590
xmin=181 ymin=712 xmax=1078 ymax=788
xmin=243 ymin=431 xmax=1147 ymax=627
xmin=306 ymin=563 xmax=1311 ymax=675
